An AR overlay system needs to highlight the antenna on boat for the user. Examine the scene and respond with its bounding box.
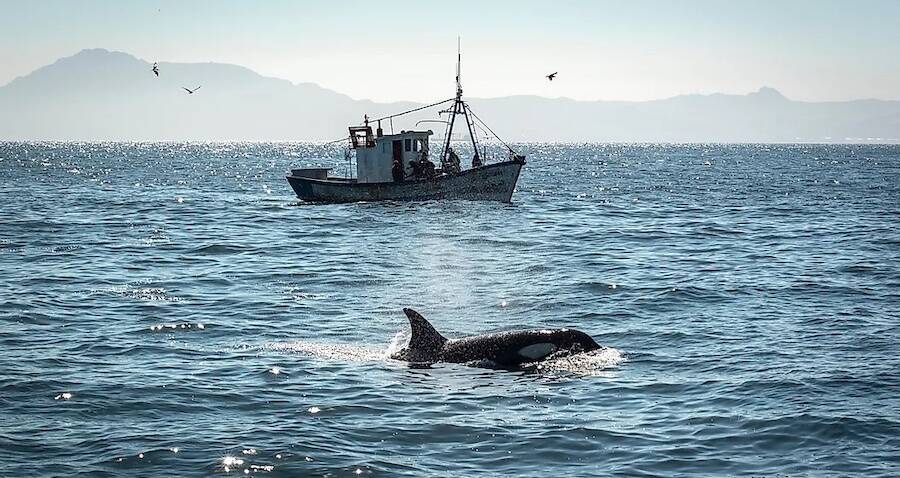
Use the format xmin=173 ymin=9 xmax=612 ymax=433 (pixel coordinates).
xmin=456 ymin=36 xmax=462 ymax=98
xmin=440 ymin=36 xmax=482 ymax=169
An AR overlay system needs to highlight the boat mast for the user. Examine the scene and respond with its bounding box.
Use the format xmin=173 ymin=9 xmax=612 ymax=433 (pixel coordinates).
xmin=440 ymin=40 xmax=461 ymax=168
xmin=441 ymin=38 xmax=481 ymax=169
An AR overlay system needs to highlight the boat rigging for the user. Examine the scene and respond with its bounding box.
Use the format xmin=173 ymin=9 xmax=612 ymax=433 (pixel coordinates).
xmin=285 ymin=42 xmax=525 ymax=203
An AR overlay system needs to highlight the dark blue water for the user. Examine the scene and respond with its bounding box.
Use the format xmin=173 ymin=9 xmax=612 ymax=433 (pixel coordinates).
xmin=2 ymin=142 xmax=899 ymax=477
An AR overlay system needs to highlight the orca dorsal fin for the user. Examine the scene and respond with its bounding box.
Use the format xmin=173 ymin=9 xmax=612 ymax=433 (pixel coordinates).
xmin=403 ymin=308 xmax=447 ymax=351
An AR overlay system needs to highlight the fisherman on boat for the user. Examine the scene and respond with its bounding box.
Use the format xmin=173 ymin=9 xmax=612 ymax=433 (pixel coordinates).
xmin=392 ymin=158 xmax=404 ymax=182
xmin=408 ymin=158 xmax=423 ymax=179
xmin=445 ymin=148 xmax=462 ymax=174
xmin=472 ymin=152 xmax=482 ymax=169
xmin=405 ymin=156 xmax=434 ymax=180
xmin=422 ymin=157 xmax=436 ymax=178
xmin=420 ymin=145 xmax=437 ymax=178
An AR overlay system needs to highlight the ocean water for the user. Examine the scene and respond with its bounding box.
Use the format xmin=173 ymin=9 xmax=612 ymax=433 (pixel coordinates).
xmin=1 ymin=142 xmax=899 ymax=477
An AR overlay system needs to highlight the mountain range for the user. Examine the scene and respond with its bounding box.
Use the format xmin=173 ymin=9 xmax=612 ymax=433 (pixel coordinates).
xmin=1 ymin=48 xmax=898 ymax=143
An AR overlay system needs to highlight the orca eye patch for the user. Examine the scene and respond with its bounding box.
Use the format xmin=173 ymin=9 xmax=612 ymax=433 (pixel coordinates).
xmin=518 ymin=343 xmax=556 ymax=360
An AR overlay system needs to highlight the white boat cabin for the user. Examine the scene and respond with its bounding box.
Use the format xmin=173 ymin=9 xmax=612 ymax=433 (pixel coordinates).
xmin=350 ymin=125 xmax=433 ymax=183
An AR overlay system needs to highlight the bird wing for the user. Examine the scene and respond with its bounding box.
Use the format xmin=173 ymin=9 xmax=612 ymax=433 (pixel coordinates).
xmin=193 ymin=85 xmax=201 ymax=92
xmin=182 ymin=87 xmax=192 ymax=93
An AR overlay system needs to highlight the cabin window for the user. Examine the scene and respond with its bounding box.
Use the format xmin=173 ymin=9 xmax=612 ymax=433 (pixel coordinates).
xmin=413 ymin=140 xmax=419 ymax=152
xmin=404 ymin=138 xmax=411 ymax=152
xmin=382 ymin=143 xmax=386 ymax=153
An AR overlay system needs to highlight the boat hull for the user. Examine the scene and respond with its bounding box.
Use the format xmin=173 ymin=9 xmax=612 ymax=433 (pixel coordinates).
xmin=286 ymin=158 xmax=525 ymax=203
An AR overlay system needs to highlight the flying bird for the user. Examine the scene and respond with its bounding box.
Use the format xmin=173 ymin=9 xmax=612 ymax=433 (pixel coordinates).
xmin=152 ymin=62 xmax=159 ymax=77
xmin=546 ymin=72 xmax=557 ymax=81
xmin=182 ymin=86 xmax=201 ymax=95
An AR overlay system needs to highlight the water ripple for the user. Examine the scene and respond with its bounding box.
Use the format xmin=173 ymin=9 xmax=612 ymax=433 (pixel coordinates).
xmin=1 ymin=142 xmax=899 ymax=476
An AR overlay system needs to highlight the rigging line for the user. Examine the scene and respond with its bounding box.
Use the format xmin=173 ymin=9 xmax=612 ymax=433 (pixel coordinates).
xmin=368 ymin=97 xmax=456 ymax=122
xmin=323 ymin=136 xmax=350 ymax=145
xmin=471 ymin=118 xmax=491 ymax=141
xmin=471 ymin=121 xmax=493 ymax=156
xmin=466 ymin=104 xmax=509 ymax=151
xmin=466 ymin=105 xmax=517 ymax=154
xmin=460 ymin=100 xmax=480 ymax=160
xmin=441 ymin=116 xmax=452 ymax=142
xmin=439 ymin=110 xmax=453 ymax=160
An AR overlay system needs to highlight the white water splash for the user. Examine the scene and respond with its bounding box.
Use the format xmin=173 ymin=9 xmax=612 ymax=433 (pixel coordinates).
xmin=385 ymin=331 xmax=409 ymax=357
xmin=267 ymin=341 xmax=390 ymax=362
xmin=522 ymin=347 xmax=626 ymax=376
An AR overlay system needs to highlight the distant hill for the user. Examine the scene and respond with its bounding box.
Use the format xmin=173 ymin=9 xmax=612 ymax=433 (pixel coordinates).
xmin=1 ymin=48 xmax=899 ymax=143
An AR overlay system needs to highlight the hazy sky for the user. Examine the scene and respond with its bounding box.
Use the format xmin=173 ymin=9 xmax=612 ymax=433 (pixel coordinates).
xmin=2 ymin=0 xmax=899 ymax=102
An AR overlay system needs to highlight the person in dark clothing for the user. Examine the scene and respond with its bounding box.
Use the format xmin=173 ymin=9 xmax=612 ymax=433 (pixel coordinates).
xmin=392 ymin=159 xmax=404 ymax=182
xmin=408 ymin=159 xmax=423 ymax=179
xmin=446 ymin=148 xmax=461 ymax=174
xmin=423 ymin=158 xmax=436 ymax=178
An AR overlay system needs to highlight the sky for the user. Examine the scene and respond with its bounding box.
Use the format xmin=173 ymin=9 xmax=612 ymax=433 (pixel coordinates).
xmin=2 ymin=0 xmax=899 ymax=103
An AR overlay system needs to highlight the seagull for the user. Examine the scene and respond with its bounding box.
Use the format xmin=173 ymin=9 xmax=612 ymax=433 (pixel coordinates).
xmin=546 ymin=72 xmax=557 ymax=81
xmin=182 ymin=86 xmax=201 ymax=95
xmin=152 ymin=62 xmax=159 ymax=77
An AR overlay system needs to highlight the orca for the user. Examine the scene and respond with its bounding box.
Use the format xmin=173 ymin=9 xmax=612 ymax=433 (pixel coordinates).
xmin=390 ymin=308 xmax=601 ymax=367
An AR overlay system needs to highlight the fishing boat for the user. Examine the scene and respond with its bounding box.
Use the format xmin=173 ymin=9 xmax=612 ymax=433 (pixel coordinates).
xmin=286 ymin=47 xmax=525 ymax=203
